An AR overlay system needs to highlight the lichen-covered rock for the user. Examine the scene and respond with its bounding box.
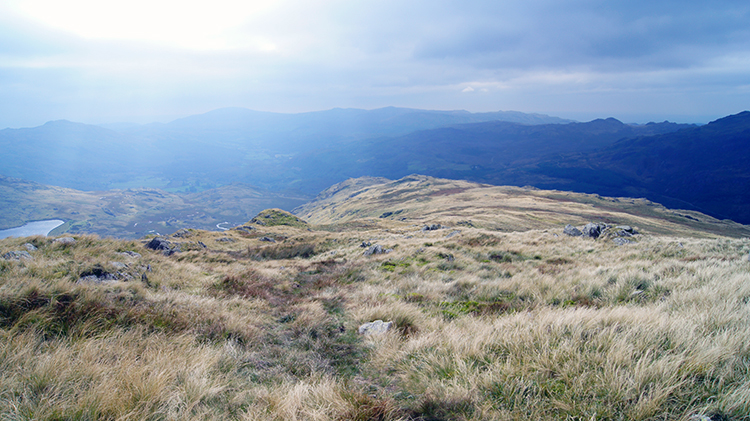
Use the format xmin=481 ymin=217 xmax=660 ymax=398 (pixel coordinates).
xmin=358 ymin=320 xmax=393 ymax=335
xmin=23 ymin=243 xmax=37 ymax=251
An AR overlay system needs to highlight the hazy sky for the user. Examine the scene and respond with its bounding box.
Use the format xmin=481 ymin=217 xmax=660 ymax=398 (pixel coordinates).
xmin=1 ymin=0 xmax=748 ymax=127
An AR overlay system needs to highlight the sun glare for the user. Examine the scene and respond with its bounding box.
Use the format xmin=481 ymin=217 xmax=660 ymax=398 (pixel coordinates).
xmin=8 ymin=0 xmax=280 ymax=50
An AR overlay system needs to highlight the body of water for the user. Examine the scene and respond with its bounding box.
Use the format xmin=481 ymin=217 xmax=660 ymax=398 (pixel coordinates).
xmin=0 ymin=220 xmax=65 ymax=239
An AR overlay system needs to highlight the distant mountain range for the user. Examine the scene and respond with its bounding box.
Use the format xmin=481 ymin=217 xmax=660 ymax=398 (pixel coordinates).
xmin=0 ymin=107 xmax=571 ymax=192
xmin=2 ymin=106 xmax=749 ymax=225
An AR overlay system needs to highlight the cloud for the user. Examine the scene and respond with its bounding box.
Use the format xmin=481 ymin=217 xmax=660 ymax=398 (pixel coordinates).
xmin=0 ymin=0 xmax=748 ymax=127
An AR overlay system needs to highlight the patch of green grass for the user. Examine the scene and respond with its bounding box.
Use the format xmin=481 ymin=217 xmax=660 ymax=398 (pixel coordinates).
xmin=381 ymin=260 xmax=411 ymax=272
xmin=250 ymin=208 xmax=308 ymax=228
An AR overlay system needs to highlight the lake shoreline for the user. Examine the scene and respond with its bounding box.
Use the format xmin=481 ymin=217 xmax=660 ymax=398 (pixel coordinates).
xmin=0 ymin=220 xmax=66 ymax=239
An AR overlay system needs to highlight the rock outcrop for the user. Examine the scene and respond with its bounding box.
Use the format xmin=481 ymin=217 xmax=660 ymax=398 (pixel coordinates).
xmin=564 ymin=224 xmax=582 ymax=236
xmin=364 ymin=244 xmax=391 ymax=256
xmin=2 ymin=250 xmax=32 ymax=261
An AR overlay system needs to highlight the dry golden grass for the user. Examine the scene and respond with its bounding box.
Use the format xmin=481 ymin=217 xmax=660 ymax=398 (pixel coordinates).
xmin=2 ymin=181 xmax=750 ymax=420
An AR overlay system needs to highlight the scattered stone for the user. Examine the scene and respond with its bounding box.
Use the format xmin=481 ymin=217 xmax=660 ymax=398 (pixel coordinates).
xmin=259 ymin=236 xmax=276 ymax=242
xmin=358 ymin=320 xmax=393 ymax=335
xmin=78 ymin=265 xmax=118 ymax=283
xmin=2 ymin=250 xmax=32 ymax=261
xmin=363 ymin=244 xmax=385 ymax=256
xmin=215 ymin=237 xmax=236 ymax=243
xmin=445 ymin=230 xmax=461 ymax=239
xmin=198 ymin=241 xmax=207 ymax=248
xmin=109 ymin=261 xmax=128 ymax=269
xmin=360 ymin=241 xmax=372 ymax=248
xmin=145 ymin=237 xmax=172 ymax=251
xmin=145 ymin=237 xmax=180 ymax=256
xmin=615 ymin=225 xmax=637 ymax=234
xmin=118 ymin=251 xmax=142 ymax=259
xmin=439 ymin=252 xmax=455 ymax=262
xmin=53 ymin=237 xmax=76 ymax=246
xmin=582 ymin=223 xmax=602 ymax=239
xmin=421 ymin=224 xmax=443 ymax=232
xmin=563 ymin=224 xmax=582 ymax=236
xmin=23 ymin=243 xmax=37 ymax=251
xmin=234 ymin=226 xmax=254 ymax=233
xmin=172 ymin=228 xmax=193 ymax=238
xmin=612 ymin=237 xmax=631 ymax=246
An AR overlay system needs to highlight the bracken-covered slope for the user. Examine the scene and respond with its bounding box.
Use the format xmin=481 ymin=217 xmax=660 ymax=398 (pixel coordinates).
xmin=295 ymin=175 xmax=750 ymax=238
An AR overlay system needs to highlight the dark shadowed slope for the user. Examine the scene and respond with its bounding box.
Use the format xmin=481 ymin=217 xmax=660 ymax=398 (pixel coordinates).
xmin=284 ymin=118 xmax=693 ymax=193
xmin=527 ymin=111 xmax=750 ymax=223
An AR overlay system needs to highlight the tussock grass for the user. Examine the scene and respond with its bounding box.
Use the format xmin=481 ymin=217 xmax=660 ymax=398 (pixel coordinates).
xmin=2 ymin=223 xmax=750 ymax=420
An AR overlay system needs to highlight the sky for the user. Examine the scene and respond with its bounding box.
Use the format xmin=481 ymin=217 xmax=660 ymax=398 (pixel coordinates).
xmin=1 ymin=0 xmax=749 ymax=128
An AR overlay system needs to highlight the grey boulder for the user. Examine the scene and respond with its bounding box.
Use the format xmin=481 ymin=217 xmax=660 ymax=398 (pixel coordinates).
xmin=563 ymin=224 xmax=582 ymax=236
xmin=363 ymin=244 xmax=385 ymax=256
xmin=582 ymin=223 xmax=602 ymax=239
xmin=53 ymin=237 xmax=76 ymax=246
xmin=2 ymin=250 xmax=33 ymax=261
xmin=358 ymin=320 xmax=394 ymax=335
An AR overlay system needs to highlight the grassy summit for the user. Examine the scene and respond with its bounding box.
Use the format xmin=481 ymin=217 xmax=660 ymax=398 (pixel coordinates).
xmin=250 ymin=208 xmax=309 ymax=228
xmin=1 ymin=176 xmax=749 ymax=420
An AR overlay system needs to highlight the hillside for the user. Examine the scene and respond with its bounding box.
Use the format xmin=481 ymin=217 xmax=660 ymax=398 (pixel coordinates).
xmin=1 ymin=178 xmax=749 ymax=420
xmin=283 ymin=118 xmax=693 ymax=194
xmin=527 ymin=111 xmax=750 ymax=223
xmin=295 ymin=175 xmax=750 ymax=238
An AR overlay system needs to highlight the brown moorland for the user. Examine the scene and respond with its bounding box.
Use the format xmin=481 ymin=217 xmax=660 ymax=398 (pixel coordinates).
xmin=1 ymin=176 xmax=749 ymax=420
